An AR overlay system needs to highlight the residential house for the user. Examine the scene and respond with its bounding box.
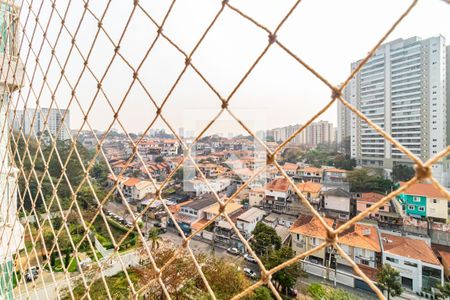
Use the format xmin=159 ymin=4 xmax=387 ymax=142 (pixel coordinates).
xmin=120 ymin=178 xmax=156 ymax=202
xmin=355 ymin=192 xmax=390 ymax=218
xmin=290 ymin=214 xmax=334 ymax=264
xmin=236 ymin=207 xmax=267 ymax=237
xmin=283 ymin=163 xmax=299 ymax=177
xmin=184 ymin=177 xmax=231 ymax=196
xmin=322 ymin=188 xmax=355 ymax=220
xmin=171 ymin=194 xmax=217 ymax=235
xmin=381 ymin=233 xmax=444 ymax=292
xmin=432 ymin=245 xmax=450 ymax=281
xmin=290 ymin=214 xmax=382 ymax=291
xmin=323 ymin=168 xmax=348 ymax=183
xmin=198 ymin=163 xmax=219 ymax=178
xmin=249 ymin=187 xmax=265 ymax=207
xmin=160 ymin=139 xmax=180 ymax=156
xmin=397 ymin=182 xmax=448 ymax=223
xmin=298 ymin=166 xmax=323 ymax=183
xmin=295 ymin=182 xmax=322 ymax=209
xmin=264 ymin=177 xmax=292 ymax=213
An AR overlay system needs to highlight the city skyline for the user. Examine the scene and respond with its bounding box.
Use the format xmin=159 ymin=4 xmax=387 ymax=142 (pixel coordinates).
xmin=11 ymin=0 xmax=450 ymax=136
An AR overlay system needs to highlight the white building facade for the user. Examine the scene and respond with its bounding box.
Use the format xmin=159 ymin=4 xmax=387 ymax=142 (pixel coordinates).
xmin=347 ymin=36 xmax=448 ymax=178
xmin=11 ymin=107 xmax=71 ymax=141
xmin=0 ymin=2 xmax=25 ymax=299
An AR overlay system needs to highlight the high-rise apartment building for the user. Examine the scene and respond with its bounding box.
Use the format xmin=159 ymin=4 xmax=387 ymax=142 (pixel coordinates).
xmin=337 ymin=87 xmax=352 ymax=154
xmin=347 ymin=36 xmax=447 ymax=177
xmin=0 ymin=2 xmax=25 ymax=299
xmin=11 ymin=107 xmax=71 ymax=140
xmin=266 ymin=121 xmax=335 ymax=147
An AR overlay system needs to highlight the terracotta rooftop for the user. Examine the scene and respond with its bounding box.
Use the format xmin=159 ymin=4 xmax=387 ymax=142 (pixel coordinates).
xmin=296 ymin=182 xmax=322 ymax=193
xmin=302 ymin=167 xmax=322 ymax=174
xmin=266 ymin=177 xmax=290 ymax=192
xmin=358 ymin=192 xmax=385 ymax=203
xmin=191 ymin=218 xmax=209 ymax=231
xmin=123 ymin=177 xmax=141 ymax=187
xmin=399 ymin=182 xmax=448 ymax=199
xmin=203 ymin=201 xmax=243 ymax=216
xmin=381 ymin=233 xmax=440 ymax=265
xmin=337 ymin=222 xmax=381 ymax=252
xmin=324 ymin=168 xmax=348 ymax=173
xmin=290 ymin=214 xmax=333 ymax=239
xmin=283 ymin=163 xmax=299 ymax=171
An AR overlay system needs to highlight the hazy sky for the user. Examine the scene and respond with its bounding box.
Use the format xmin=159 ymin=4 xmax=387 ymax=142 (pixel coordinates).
xmin=14 ymin=0 xmax=450 ymax=137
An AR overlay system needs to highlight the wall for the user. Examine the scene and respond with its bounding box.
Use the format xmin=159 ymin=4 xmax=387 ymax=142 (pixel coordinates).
xmin=324 ymin=195 xmax=349 ymax=213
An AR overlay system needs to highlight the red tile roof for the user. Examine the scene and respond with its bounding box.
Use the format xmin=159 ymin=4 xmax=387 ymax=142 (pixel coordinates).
xmin=338 ymin=223 xmax=381 ymax=252
xmin=400 ymin=182 xmax=448 ymax=198
xmin=381 ymin=233 xmax=440 ymax=265
xmin=266 ymin=177 xmax=290 ymax=192
xmin=296 ymin=182 xmax=322 ymax=193
xmin=123 ymin=178 xmax=141 ymax=187
xmin=290 ymin=214 xmax=333 ymax=239
xmin=358 ymin=192 xmax=385 ymax=203
xmin=283 ymin=163 xmax=299 ymax=171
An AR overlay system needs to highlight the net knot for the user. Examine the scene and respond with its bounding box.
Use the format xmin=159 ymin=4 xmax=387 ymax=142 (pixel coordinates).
xmin=331 ymin=87 xmax=342 ymax=99
xmin=221 ymin=101 xmax=228 ymax=109
xmin=415 ymin=164 xmax=431 ymax=181
xmin=185 ymin=57 xmax=191 ymax=66
xmin=266 ymin=153 xmax=275 ymax=165
xmin=218 ymin=202 xmax=226 ymax=214
xmin=222 ymin=0 xmax=229 ymax=6
xmin=260 ymin=272 xmax=271 ymax=284
xmin=326 ymin=230 xmax=337 ymax=244
xmin=268 ymin=33 xmax=277 ymax=44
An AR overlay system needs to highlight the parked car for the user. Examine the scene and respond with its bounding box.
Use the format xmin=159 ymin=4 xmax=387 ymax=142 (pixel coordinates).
xmin=226 ymin=247 xmax=240 ymax=255
xmin=243 ymin=268 xmax=257 ymax=280
xmin=154 ymin=222 xmax=162 ymax=228
xmin=286 ymin=287 xmax=298 ymax=297
xmin=25 ymin=267 xmax=39 ymax=282
xmin=244 ymin=253 xmax=257 ymax=263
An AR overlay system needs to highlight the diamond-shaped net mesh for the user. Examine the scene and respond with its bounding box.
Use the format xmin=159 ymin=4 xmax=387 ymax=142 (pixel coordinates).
xmin=0 ymin=0 xmax=449 ymax=299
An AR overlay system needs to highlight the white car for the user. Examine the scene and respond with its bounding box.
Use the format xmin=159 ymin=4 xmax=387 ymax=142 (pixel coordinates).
xmin=226 ymin=247 xmax=240 ymax=255
xmin=244 ymin=253 xmax=257 ymax=263
xmin=243 ymin=268 xmax=257 ymax=279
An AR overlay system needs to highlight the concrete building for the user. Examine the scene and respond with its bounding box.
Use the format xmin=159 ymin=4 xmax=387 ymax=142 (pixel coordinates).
xmin=381 ymin=233 xmax=444 ymax=292
xmin=266 ymin=121 xmax=335 ymax=147
xmin=11 ymin=107 xmax=71 ymax=141
xmin=348 ymin=36 xmax=448 ymax=178
xmin=337 ymin=84 xmax=353 ymax=154
xmin=397 ymin=182 xmax=448 ymax=223
xmin=0 ymin=2 xmax=25 ymax=299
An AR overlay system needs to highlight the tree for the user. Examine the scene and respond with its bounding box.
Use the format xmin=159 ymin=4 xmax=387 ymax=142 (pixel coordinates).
xmin=333 ymin=154 xmax=356 ymax=171
xmin=347 ymin=169 xmax=393 ymax=193
xmin=155 ymin=156 xmax=164 ymax=163
xmin=436 ymin=283 xmax=450 ymax=299
xmin=263 ymin=246 xmax=303 ymax=294
xmin=307 ymin=283 xmax=357 ymax=300
xmin=251 ymin=222 xmax=281 ymax=257
xmin=91 ymin=161 xmax=109 ymax=183
xmin=376 ymin=264 xmax=403 ymax=300
xmin=147 ymin=228 xmax=162 ymax=250
xmin=252 ymin=286 xmax=273 ymax=300
xmin=392 ymin=164 xmax=415 ymax=182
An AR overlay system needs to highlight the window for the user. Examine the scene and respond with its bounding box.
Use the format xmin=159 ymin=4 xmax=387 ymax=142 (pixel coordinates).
xmin=408 ymin=205 xmax=415 ymax=210
xmin=432 ymin=199 xmax=438 ymax=204
xmin=386 ymin=257 xmax=399 ymax=263
xmin=366 ymin=204 xmax=371 ymax=208
xmin=404 ymin=261 xmax=418 ymax=268
xmin=413 ymin=196 xmax=421 ymax=202
xmin=418 ymin=206 xmax=425 ymax=212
